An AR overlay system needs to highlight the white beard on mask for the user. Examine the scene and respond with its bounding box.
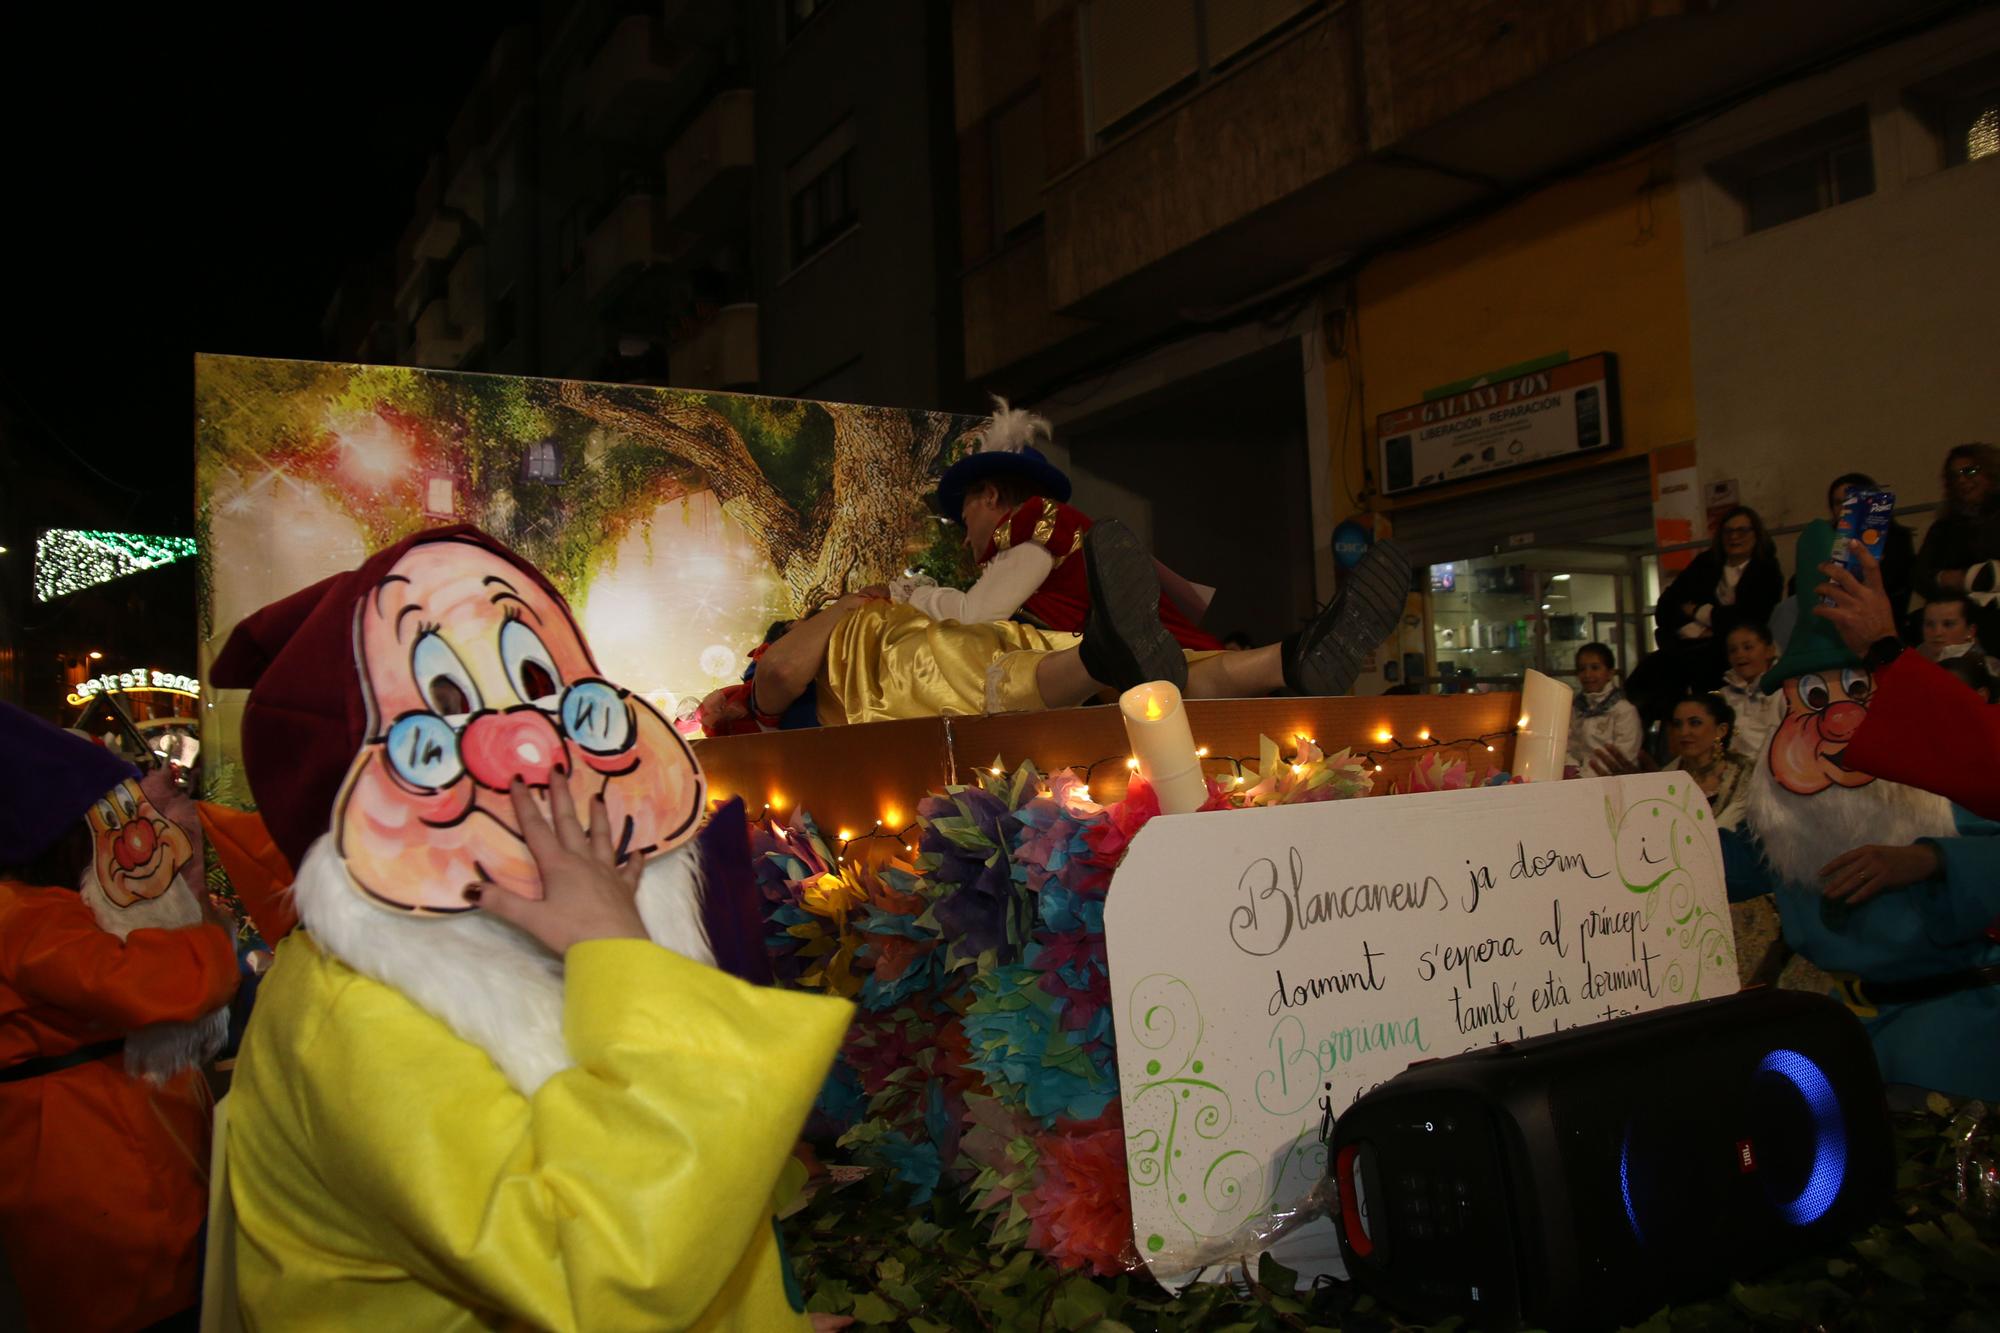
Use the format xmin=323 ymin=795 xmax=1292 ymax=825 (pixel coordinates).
xmin=1746 ymin=757 xmax=1958 ymax=887
xmin=78 ymin=865 xmax=233 ymax=1084
xmin=288 ymin=832 xmax=715 ymax=1096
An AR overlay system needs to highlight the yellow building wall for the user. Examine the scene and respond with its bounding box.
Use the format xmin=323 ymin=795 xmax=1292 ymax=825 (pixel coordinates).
xmin=1327 ymin=144 xmax=1696 ymax=516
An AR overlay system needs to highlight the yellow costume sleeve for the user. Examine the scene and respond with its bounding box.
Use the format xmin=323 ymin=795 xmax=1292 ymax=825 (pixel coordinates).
xmin=274 ymin=937 xmax=851 ymax=1330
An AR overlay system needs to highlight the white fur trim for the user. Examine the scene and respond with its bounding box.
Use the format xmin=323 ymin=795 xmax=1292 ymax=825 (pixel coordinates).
xmin=290 ymin=834 xmax=715 ymax=1095
xmin=1745 ymin=760 xmax=1956 ymax=888
xmin=79 ymin=866 xmax=230 ymax=1084
xmin=976 ymin=396 xmax=1051 ymax=456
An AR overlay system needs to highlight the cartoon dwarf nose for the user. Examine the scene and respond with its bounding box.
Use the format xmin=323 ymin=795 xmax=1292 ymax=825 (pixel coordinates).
xmin=1818 ymin=700 xmax=1867 ymax=743
xmin=459 ymin=707 xmax=569 ymax=790
xmin=113 ymin=818 xmax=158 ymax=871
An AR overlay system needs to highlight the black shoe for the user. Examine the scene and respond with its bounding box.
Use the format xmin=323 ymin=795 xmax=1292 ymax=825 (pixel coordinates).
xmin=1078 ymin=519 xmax=1187 ymax=694
xmin=1287 ymin=540 xmax=1411 ymax=696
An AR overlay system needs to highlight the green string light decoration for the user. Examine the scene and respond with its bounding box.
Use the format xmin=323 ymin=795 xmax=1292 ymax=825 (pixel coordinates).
xmin=33 ymin=530 xmax=199 ymax=602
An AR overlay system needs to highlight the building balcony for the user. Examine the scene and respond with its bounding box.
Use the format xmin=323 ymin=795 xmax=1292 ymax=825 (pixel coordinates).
xmin=583 ymin=193 xmax=677 ymax=301
xmin=662 ymin=0 xmax=732 ymax=43
xmin=669 ymin=303 xmax=758 ymax=390
xmin=414 ymin=208 xmax=463 ymax=264
xmin=447 ymin=245 xmax=486 ymax=332
xmin=411 ymin=297 xmax=478 ymax=368
xmin=962 ymin=230 xmax=1094 ymax=382
xmin=664 ymin=89 xmax=754 ymax=231
xmin=1034 ymin=0 xmax=1925 ymax=325
xmin=576 ymin=14 xmax=700 ymax=141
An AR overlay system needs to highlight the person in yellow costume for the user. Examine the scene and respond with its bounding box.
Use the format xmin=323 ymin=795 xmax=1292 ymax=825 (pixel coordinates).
xmin=702 ymin=520 xmax=1412 ymax=730
xmin=207 ymin=526 xmax=855 ymax=1330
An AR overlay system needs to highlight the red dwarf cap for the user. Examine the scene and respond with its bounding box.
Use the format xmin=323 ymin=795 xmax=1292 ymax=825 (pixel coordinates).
xmin=209 ymin=525 xmax=573 ymax=875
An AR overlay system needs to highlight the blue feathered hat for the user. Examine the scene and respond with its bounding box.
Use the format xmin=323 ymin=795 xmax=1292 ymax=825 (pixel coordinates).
xmin=932 ymin=399 xmax=1072 ymax=521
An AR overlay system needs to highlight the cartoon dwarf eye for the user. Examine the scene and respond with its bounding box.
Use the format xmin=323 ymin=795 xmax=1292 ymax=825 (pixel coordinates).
xmin=1841 ymin=667 xmax=1871 ymax=701
xmin=500 ymin=617 xmax=564 ymax=708
xmin=93 ymin=798 xmax=119 ymax=829
xmin=386 ymin=712 xmax=465 ymax=791
xmin=560 ymin=679 xmax=633 ymax=756
xmin=112 ymin=784 xmax=139 ymax=821
xmin=1798 ymin=673 xmax=1830 ymax=711
xmin=412 ymin=631 xmax=483 ymax=723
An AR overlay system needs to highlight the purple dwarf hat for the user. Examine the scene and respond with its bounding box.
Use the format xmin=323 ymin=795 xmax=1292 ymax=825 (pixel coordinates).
xmin=0 ymin=702 xmax=139 ymax=866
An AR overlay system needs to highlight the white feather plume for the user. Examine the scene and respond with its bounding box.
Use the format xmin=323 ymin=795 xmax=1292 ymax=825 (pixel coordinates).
xmin=975 ymin=395 xmax=1051 ymax=456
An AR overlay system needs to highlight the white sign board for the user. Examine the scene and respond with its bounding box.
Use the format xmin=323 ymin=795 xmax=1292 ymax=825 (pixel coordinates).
xmin=1375 ymin=353 xmax=1618 ymax=495
xmin=1105 ymin=774 xmax=1736 ymax=1283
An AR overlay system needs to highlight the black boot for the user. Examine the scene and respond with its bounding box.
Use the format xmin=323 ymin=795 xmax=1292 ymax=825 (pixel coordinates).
xmin=1078 ymin=519 xmax=1188 ymax=694
xmin=1283 ymin=540 xmax=1412 ymax=696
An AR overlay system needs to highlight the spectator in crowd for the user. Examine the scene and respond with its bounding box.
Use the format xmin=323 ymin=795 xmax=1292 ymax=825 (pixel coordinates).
xmin=1817 ymin=545 xmax=2000 ymax=821
xmin=1635 ymin=506 xmax=1783 ymax=718
xmin=1567 ymin=642 xmax=1642 ymax=776
xmin=1718 ymin=621 xmax=1784 ymax=759
xmin=1913 ymin=442 xmax=2000 ymax=649
xmin=1662 ymin=694 xmax=1754 ymax=829
xmin=1938 ymin=652 xmax=1996 ymax=703
xmin=1919 ymin=594 xmax=1999 ymax=673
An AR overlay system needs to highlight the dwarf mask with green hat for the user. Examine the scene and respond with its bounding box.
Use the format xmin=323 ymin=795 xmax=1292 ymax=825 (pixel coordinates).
xmin=1759 ymin=520 xmax=1882 ymax=797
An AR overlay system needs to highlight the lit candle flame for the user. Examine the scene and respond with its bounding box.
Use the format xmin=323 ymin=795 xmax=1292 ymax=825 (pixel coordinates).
xmin=1144 ymin=693 xmax=1163 ymax=721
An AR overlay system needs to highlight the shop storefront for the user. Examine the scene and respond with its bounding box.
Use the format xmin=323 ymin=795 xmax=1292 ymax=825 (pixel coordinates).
xmin=1387 ymin=458 xmax=1663 ymax=690
xmin=65 ymin=665 xmax=202 ymax=771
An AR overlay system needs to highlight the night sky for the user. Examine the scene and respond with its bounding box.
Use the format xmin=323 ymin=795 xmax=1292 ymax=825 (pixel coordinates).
xmin=6 ymin=6 xmax=526 ymax=535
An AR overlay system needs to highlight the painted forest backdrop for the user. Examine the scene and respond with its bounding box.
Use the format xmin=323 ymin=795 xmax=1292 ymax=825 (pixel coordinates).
xmin=195 ymin=355 xmax=981 ymax=805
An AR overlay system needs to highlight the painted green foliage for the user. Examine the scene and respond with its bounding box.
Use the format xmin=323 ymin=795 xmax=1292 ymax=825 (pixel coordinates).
xmin=194 ymin=355 xmax=981 ymax=617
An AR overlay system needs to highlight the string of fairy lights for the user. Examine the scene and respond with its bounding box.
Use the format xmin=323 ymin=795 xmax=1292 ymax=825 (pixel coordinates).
xmin=33 ymin=530 xmax=199 ymax=603
xmin=737 ymin=719 xmax=1525 ymax=865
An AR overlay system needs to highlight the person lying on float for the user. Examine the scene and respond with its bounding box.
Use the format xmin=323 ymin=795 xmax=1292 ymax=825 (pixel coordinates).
xmin=1715 ymin=521 xmax=1999 ymax=1102
xmin=208 ymin=525 xmax=853 ymax=1331
xmin=701 ymin=519 xmax=1411 ymax=731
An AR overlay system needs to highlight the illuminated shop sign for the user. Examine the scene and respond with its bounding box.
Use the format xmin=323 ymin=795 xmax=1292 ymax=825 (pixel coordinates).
xmin=67 ymin=669 xmax=203 ymax=707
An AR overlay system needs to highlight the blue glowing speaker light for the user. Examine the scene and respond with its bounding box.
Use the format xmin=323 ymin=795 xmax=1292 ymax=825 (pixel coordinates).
xmin=1757 ymin=1048 xmax=1849 ymax=1226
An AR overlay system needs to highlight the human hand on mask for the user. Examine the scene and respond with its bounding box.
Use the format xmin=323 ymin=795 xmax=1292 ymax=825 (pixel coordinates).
xmin=810 ymin=1316 xmax=855 ymax=1331
xmin=1812 ymin=546 xmax=1897 ymax=655
xmin=1818 ymin=841 xmax=1942 ymax=905
xmin=465 ymin=779 xmax=649 ymax=954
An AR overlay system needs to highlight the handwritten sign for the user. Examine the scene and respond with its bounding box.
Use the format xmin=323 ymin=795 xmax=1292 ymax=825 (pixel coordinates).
xmin=1104 ymin=774 xmax=1736 ymax=1282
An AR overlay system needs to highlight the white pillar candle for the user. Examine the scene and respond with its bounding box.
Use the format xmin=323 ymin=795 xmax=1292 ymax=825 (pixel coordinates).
xmin=1118 ymin=681 xmax=1208 ymax=815
xmin=1513 ymin=668 xmax=1573 ymax=783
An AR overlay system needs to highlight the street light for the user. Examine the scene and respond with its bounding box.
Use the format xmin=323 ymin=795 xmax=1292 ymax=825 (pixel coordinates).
xmin=88 ymin=651 xmax=103 ymax=660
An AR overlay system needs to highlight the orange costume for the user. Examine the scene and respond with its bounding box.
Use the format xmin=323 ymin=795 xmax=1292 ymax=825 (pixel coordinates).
xmin=0 ymin=881 xmax=237 ymax=1330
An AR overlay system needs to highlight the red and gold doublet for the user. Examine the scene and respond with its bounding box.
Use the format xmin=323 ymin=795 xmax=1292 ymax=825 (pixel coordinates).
xmin=982 ymin=498 xmax=1221 ymax=651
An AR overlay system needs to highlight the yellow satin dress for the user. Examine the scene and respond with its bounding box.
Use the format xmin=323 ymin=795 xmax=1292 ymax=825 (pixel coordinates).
xmin=816 ymin=601 xmax=1080 ymax=724
xmin=224 ymin=933 xmax=852 ymax=1330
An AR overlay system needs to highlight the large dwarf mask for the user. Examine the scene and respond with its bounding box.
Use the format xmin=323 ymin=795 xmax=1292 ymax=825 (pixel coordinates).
xmin=333 ymin=535 xmax=705 ymax=913
xmin=1761 ymin=520 xmax=1881 ymax=798
xmin=87 ymin=776 xmax=196 ymax=907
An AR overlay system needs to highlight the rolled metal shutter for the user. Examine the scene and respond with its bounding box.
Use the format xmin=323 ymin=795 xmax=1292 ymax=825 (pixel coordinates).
xmin=1384 ymin=458 xmax=1655 ymax=568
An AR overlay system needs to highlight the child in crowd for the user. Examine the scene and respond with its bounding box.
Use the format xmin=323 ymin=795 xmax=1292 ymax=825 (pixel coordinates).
xmin=1718 ymin=622 xmax=1784 ymax=760
xmin=1920 ymin=595 xmax=2000 ymax=674
xmin=1567 ymin=642 xmax=1643 ymax=775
